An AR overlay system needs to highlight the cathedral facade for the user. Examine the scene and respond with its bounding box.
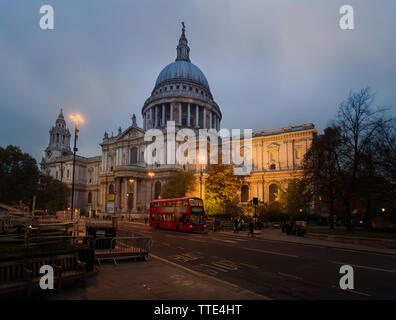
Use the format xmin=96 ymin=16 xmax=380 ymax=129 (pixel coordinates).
xmin=41 ymin=25 xmax=317 ymax=217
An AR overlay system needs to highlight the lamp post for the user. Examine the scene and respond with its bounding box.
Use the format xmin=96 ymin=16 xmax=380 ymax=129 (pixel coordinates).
xmin=148 ymin=172 xmax=155 ymax=201
xmin=198 ymin=155 xmax=205 ymax=199
xmin=69 ymin=113 xmax=84 ymax=220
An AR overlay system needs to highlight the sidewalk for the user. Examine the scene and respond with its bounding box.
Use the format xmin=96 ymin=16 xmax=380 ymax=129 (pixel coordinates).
xmin=219 ymin=228 xmax=396 ymax=256
xmin=40 ymin=256 xmax=268 ymax=300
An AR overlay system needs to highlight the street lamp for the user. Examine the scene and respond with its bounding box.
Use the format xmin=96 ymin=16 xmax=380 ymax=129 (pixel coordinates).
xmin=148 ymin=172 xmax=155 ymax=201
xmin=198 ymin=155 xmax=205 ymax=199
xmin=69 ymin=113 xmax=84 ymax=220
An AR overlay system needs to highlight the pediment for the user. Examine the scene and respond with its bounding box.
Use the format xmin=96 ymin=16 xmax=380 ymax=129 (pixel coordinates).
xmin=267 ymin=142 xmax=280 ymax=150
xmin=117 ymin=125 xmax=145 ymax=141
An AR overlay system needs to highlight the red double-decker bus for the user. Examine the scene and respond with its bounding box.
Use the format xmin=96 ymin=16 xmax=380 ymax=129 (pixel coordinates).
xmin=149 ymin=197 xmax=206 ymax=232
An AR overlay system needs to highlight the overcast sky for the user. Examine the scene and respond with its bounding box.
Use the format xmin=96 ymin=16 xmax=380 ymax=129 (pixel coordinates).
xmin=1 ymin=0 xmax=395 ymax=162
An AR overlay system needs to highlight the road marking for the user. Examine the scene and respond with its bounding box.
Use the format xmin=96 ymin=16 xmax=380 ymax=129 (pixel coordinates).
xmin=199 ymin=263 xmax=230 ymax=272
xmin=331 ymin=285 xmax=372 ymax=297
xmin=241 ymin=247 xmax=298 ymax=258
xmin=331 ymin=261 xmax=396 ymax=274
xmin=150 ymin=254 xmax=272 ymax=300
xmin=240 ymin=263 xmax=260 ymax=269
xmin=220 ymin=240 xmax=237 ymax=243
xmin=278 ymin=272 xmax=303 ymax=281
xmin=333 ymin=248 xmax=396 ymax=258
xmin=165 ymin=235 xmax=178 ymax=238
xmin=161 ymin=242 xmax=170 ymax=246
xmin=176 ymin=247 xmax=185 ymax=250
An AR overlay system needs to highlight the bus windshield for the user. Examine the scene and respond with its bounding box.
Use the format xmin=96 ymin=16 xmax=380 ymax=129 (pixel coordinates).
xmin=190 ymin=205 xmax=205 ymax=224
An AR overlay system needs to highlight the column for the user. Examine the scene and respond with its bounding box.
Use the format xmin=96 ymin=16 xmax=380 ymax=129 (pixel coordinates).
xmin=162 ymin=104 xmax=165 ymax=126
xmin=143 ymin=113 xmax=146 ymax=130
xmin=150 ymin=108 xmax=153 ymax=129
xmin=209 ymin=111 xmax=213 ymax=129
xmin=203 ymin=108 xmax=206 ymax=129
xmin=178 ymin=103 xmax=182 ymax=125
xmin=155 ymin=105 xmax=159 ymax=127
xmin=115 ymin=178 xmax=120 ymax=213
xmin=213 ymin=114 xmax=216 ymax=130
xmin=196 ymin=105 xmax=199 ymax=128
xmin=187 ymin=104 xmax=191 ymax=127
xmin=170 ymin=103 xmax=173 ymax=121
xmin=133 ymin=178 xmax=137 ymax=211
xmin=123 ymin=178 xmax=127 ymax=212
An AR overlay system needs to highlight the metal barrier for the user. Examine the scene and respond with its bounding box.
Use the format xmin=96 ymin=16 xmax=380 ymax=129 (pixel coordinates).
xmin=94 ymin=236 xmax=152 ymax=265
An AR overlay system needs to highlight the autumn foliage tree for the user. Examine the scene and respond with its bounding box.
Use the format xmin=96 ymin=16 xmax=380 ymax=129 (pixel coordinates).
xmin=160 ymin=170 xmax=196 ymax=199
xmin=204 ymin=163 xmax=240 ymax=216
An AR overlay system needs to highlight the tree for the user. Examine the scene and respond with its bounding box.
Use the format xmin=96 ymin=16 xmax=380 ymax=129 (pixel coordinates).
xmin=335 ymin=87 xmax=390 ymax=230
xmin=0 ymin=145 xmax=40 ymax=207
xmin=303 ymin=127 xmax=342 ymax=228
xmin=204 ymin=163 xmax=240 ymax=216
xmin=36 ymin=174 xmax=70 ymax=211
xmin=279 ymin=179 xmax=311 ymax=216
xmin=160 ymin=170 xmax=196 ymax=199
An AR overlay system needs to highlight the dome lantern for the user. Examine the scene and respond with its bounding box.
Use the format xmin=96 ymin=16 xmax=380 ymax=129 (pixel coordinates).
xmin=176 ymin=22 xmax=190 ymax=62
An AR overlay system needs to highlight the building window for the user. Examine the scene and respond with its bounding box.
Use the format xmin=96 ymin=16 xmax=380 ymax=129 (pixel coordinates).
xmin=56 ymin=171 xmax=58 ymax=179
xmin=241 ymin=185 xmax=249 ymax=203
xmin=109 ymin=184 xmax=114 ymax=194
xmin=176 ymin=85 xmax=180 ymax=89
xmin=270 ymin=164 xmax=276 ymax=170
xmin=88 ymin=192 xmax=92 ymax=204
xmin=130 ymin=148 xmax=138 ymax=164
xmin=67 ymin=170 xmax=69 ymax=178
xmin=269 ymin=184 xmax=278 ymax=203
xmin=154 ymin=181 xmax=161 ymax=200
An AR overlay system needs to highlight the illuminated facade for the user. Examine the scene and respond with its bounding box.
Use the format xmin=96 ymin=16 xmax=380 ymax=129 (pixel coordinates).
xmin=41 ymin=25 xmax=316 ymax=216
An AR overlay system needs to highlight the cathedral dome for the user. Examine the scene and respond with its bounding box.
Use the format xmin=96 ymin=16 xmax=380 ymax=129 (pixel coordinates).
xmin=155 ymin=61 xmax=209 ymax=90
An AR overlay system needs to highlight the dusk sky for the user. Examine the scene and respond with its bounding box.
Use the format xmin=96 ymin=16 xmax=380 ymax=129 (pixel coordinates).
xmin=1 ymin=0 xmax=395 ymax=162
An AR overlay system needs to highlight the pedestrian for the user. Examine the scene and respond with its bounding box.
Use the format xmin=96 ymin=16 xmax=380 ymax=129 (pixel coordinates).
xmin=213 ymin=217 xmax=218 ymax=232
xmin=234 ymin=218 xmax=239 ymax=233
xmin=217 ymin=218 xmax=221 ymax=231
xmin=248 ymin=220 xmax=254 ymax=238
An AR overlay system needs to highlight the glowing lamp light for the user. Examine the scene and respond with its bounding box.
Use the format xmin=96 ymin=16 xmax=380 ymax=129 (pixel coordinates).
xmin=148 ymin=172 xmax=155 ymax=178
xmin=69 ymin=113 xmax=84 ymax=124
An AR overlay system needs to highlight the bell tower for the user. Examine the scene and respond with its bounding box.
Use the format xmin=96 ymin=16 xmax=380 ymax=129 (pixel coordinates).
xmin=44 ymin=108 xmax=72 ymax=161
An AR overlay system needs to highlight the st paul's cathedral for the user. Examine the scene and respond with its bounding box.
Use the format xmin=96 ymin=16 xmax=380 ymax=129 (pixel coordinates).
xmin=41 ymin=24 xmax=316 ymax=217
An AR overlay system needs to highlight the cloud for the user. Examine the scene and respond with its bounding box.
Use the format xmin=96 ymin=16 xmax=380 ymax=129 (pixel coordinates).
xmin=0 ymin=0 xmax=395 ymax=162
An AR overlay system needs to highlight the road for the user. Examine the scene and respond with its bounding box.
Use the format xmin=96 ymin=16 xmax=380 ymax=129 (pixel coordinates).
xmin=117 ymin=222 xmax=396 ymax=299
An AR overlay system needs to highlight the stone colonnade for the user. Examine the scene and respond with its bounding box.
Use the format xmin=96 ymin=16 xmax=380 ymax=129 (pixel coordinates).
xmin=143 ymin=102 xmax=220 ymax=131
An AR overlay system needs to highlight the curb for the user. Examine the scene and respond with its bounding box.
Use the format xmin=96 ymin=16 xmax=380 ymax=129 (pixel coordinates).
xmin=149 ymin=253 xmax=272 ymax=300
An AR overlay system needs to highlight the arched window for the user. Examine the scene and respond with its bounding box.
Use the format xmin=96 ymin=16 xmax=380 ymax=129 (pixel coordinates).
xmin=154 ymin=181 xmax=161 ymax=200
xmin=130 ymin=148 xmax=138 ymax=164
xmin=269 ymin=184 xmax=278 ymax=203
xmin=88 ymin=192 xmax=92 ymax=204
xmin=109 ymin=184 xmax=114 ymax=194
xmin=241 ymin=185 xmax=249 ymax=203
